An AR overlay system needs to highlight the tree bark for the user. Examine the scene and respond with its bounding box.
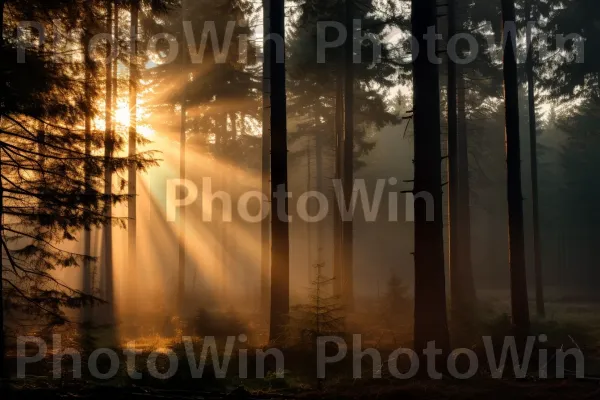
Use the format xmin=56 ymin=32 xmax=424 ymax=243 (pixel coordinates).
xmin=306 ymin=137 xmax=313 ymax=283
xmin=177 ymin=0 xmax=187 ymax=315
xmin=333 ymin=78 xmax=343 ymax=299
xmin=525 ymin=0 xmax=545 ymax=318
xmin=448 ymin=0 xmax=476 ymax=338
xmin=260 ymin=0 xmax=271 ymax=315
xmin=501 ymin=0 xmax=530 ymax=339
xmin=315 ymin=131 xmax=324 ymax=265
xmin=342 ymin=0 xmax=354 ymax=311
xmin=103 ymin=0 xmax=115 ymax=324
xmin=411 ymin=0 xmax=450 ymax=354
xmin=457 ymin=67 xmax=476 ymax=317
xmin=447 ymin=0 xmax=461 ymax=327
xmin=113 ymin=2 xmax=118 ymax=133
xmin=268 ymin=0 xmax=289 ymax=343
xmin=82 ymin=0 xmax=93 ymax=336
xmin=128 ymin=0 xmax=139 ymax=309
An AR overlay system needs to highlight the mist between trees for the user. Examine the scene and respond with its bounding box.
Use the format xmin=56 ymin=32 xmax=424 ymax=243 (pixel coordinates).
xmin=166 ymin=177 xmax=434 ymax=223
xmin=3 ymin=0 xmax=600 ymax=396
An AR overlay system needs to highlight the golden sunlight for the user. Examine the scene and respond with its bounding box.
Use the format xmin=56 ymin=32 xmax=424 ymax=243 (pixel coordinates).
xmin=94 ymin=99 xmax=156 ymax=140
xmin=115 ymin=99 xmax=156 ymax=140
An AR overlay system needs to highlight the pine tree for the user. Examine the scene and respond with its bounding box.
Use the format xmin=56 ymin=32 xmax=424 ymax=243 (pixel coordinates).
xmin=289 ymin=263 xmax=344 ymax=345
xmin=411 ymin=0 xmax=450 ymax=355
xmin=501 ymin=0 xmax=530 ymax=340
xmin=524 ymin=0 xmax=544 ymax=317
xmin=287 ymin=0 xmax=399 ymax=302
xmin=143 ymin=0 xmax=260 ymax=313
xmin=128 ymin=0 xmax=140 ymax=312
xmin=446 ymin=0 xmax=477 ymax=340
xmin=177 ymin=0 xmax=187 ymax=316
xmin=101 ymin=0 xmax=115 ymax=326
xmin=260 ymin=0 xmax=271 ymax=316
xmin=0 ymin=0 xmax=160 ymax=369
xmin=269 ymin=0 xmax=290 ymax=343
xmin=341 ymin=0 xmax=354 ymax=310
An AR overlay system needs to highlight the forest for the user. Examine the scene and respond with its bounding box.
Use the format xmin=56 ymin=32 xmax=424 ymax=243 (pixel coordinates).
xmin=0 ymin=0 xmax=599 ymax=398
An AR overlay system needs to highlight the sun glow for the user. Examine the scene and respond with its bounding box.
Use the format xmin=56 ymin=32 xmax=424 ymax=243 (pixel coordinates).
xmin=115 ymin=99 xmax=156 ymax=140
xmin=93 ymin=98 xmax=156 ymax=140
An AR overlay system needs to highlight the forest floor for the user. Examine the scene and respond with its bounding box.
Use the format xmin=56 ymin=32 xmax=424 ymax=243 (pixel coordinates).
xmin=5 ymin=291 xmax=600 ymax=399
xmin=3 ymin=378 xmax=600 ymax=400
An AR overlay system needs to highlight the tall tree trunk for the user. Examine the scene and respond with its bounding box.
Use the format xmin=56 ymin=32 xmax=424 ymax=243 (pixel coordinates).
xmin=0 ymin=0 xmax=5 ymax=381
xmin=411 ymin=0 xmax=450 ymax=354
xmin=315 ymin=131 xmax=324 ymax=264
xmin=82 ymin=0 xmax=93 ymax=334
xmin=525 ymin=0 xmax=544 ymax=318
xmin=128 ymin=0 xmax=139 ymax=310
xmin=333 ymin=79 xmax=343 ymax=298
xmin=447 ymin=0 xmax=461 ymax=327
xmin=103 ymin=0 xmax=115 ymax=324
xmin=260 ymin=0 xmax=271 ymax=315
xmin=501 ymin=0 xmax=530 ymax=339
xmin=112 ymin=0 xmax=119 ymax=302
xmin=221 ymin=113 xmax=235 ymax=301
xmin=113 ymin=2 xmax=118 ymax=133
xmin=457 ymin=67 xmax=476 ymax=317
xmin=218 ymin=114 xmax=228 ymax=301
xmin=268 ymin=0 xmax=289 ymax=343
xmin=342 ymin=0 xmax=354 ymax=310
xmin=177 ymin=0 xmax=188 ymax=315
xmin=306 ymin=137 xmax=313 ymax=283
xmin=448 ymin=0 xmax=476 ymax=340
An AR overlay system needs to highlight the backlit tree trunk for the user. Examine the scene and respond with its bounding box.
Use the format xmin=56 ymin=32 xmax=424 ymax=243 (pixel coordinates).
xmin=342 ymin=0 xmax=354 ymax=310
xmin=260 ymin=0 xmax=271 ymax=315
xmin=447 ymin=0 xmax=461 ymax=327
xmin=178 ymin=0 xmax=188 ymax=315
xmin=501 ymin=0 xmax=530 ymax=339
xmin=103 ymin=0 xmax=115 ymax=324
xmin=525 ymin=0 xmax=545 ymax=318
xmin=411 ymin=0 xmax=450 ymax=354
xmin=128 ymin=0 xmax=139 ymax=309
xmin=448 ymin=0 xmax=476 ymax=339
xmin=268 ymin=0 xmax=290 ymax=343
xmin=333 ymin=78 xmax=343 ymax=299
xmin=82 ymin=0 xmax=94 ymax=333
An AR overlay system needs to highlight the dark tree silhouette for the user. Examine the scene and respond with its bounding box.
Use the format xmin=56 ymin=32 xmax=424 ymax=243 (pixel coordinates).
xmin=447 ymin=0 xmax=477 ymax=339
xmin=501 ymin=0 xmax=530 ymax=339
xmin=101 ymin=0 xmax=115 ymax=325
xmin=0 ymin=0 xmax=160 ymax=369
xmin=447 ymin=0 xmax=461 ymax=326
xmin=128 ymin=0 xmax=140 ymax=312
xmin=269 ymin=0 xmax=290 ymax=343
xmin=287 ymin=0 xmax=398 ymax=301
xmin=341 ymin=0 xmax=354 ymax=310
xmin=261 ymin=0 xmax=271 ymax=316
xmin=82 ymin=0 xmax=96 ymax=328
xmin=177 ymin=0 xmax=187 ymax=315
xmin=524 ymin=0 xmax=544 ymax=318
xmin=411 ymin=0 xmax=450 ymax=355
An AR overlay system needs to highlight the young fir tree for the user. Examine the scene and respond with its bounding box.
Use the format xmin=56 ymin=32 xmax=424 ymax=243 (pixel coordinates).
xmin=289 ymin=263 xmax=345 ymax=346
